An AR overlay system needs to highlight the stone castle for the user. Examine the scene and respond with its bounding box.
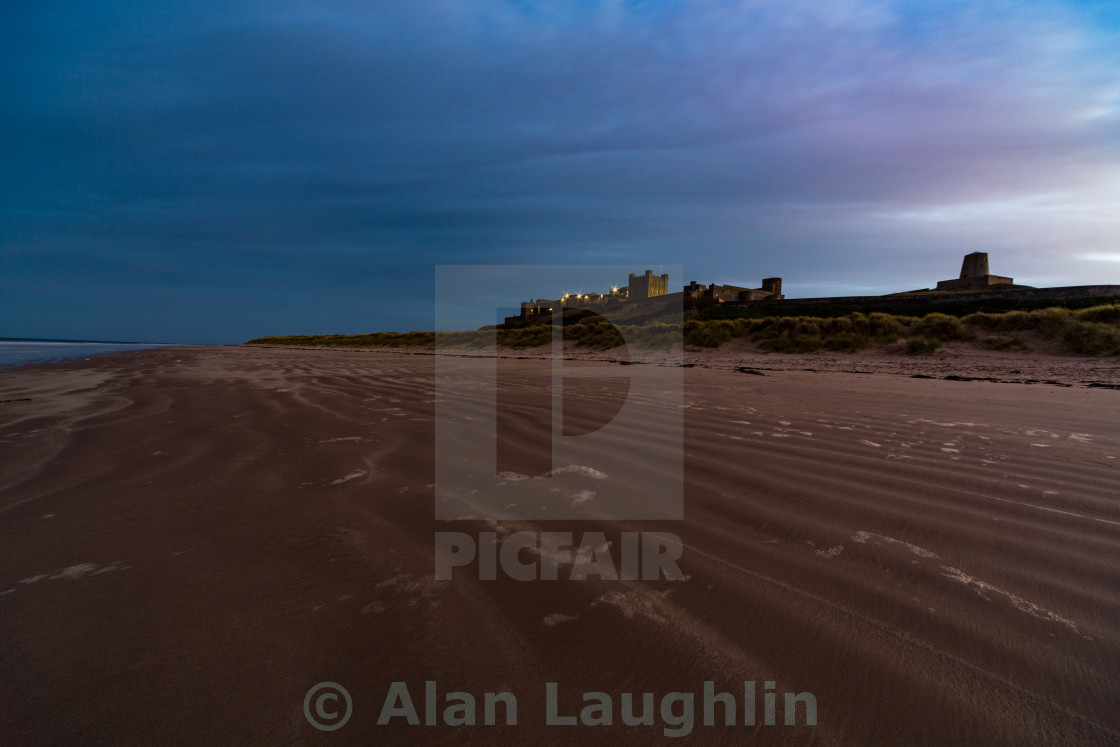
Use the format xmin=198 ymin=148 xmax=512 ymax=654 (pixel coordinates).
xmin=503 ymin=253 xmax=1117 ymax=325
xmin=506 ymin=269 xmax=784 ymax=325
xmin=685 ymin=277 xmax=784 ymax=303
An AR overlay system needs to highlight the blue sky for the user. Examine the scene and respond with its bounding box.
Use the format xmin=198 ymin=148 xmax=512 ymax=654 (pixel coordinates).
xmin=2 ymin=0 xmax=1119 ymax=342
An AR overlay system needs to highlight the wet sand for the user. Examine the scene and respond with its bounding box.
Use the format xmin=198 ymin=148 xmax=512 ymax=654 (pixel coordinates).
xmin=1 ymin=345 xmax=1118 ymax=745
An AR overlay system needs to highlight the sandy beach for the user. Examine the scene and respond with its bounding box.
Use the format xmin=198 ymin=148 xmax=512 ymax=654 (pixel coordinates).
xmin=1 ymin=345 xmax=1118 ymax=745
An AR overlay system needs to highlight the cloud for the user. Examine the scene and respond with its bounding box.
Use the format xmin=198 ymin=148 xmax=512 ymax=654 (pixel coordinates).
xmin=2 ymin=1 xmax=1119 ymax=340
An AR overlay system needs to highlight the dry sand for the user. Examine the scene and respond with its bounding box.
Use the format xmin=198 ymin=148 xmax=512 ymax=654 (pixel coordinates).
xmin=1 ymin=345 xmax=1118 ymax=745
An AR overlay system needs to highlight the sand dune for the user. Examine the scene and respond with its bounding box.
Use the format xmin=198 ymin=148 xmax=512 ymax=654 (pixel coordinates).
xmin=1 ymin=346 xmax=1117 ymax=744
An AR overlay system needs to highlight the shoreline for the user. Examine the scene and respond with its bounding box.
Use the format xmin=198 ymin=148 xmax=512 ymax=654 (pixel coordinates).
xmin=0 ymin=342 xmax=197 ymax=373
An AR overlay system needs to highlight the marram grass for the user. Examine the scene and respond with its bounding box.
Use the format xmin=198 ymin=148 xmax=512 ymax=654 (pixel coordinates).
xmin=247 ymin=304 xmax=1120 ymax=356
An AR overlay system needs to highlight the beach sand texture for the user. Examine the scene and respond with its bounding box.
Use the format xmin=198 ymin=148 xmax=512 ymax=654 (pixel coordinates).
xmin=1 ymin=346 xmax=1118 ymax=744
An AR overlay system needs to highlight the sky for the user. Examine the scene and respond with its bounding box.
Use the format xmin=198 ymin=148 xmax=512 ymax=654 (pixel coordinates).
xmin=2 ymin=0 xmax=1119 ymax=343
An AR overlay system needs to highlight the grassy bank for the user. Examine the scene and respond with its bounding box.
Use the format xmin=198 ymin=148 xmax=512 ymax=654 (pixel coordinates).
xmin=246 ymin=322 xmax=681 ymax=351
xmin=682 ymin=305 xmax=1120 ymax=355
xmin=676 ymin=304 xmax=1120 ymax=356
xmin=246 ymin=304 xmax=1120 ymax=356
xmin=700 ymin=293 xmax=1120 ymax=321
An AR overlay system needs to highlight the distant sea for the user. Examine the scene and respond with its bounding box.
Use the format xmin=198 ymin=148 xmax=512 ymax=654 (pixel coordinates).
xmin=0 ymin=339 xmax=171 ymax=370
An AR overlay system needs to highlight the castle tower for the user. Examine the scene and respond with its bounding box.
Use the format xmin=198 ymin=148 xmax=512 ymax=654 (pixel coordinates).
xmin=959 ymin=252 xmax=990 ymax=279
xmin=760 ymin=277 xmax=783 ymax=299
xmin=936 ymin=252 xmax=1012 ymax=290
xmin=627 ymin=269 xmax=670 ymax=300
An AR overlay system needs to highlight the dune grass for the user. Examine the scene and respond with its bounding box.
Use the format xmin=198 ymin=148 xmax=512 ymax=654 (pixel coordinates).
xmin=674 ymin=305 xmax=1119 ymax=355
xmin=246 ymin=304 xmax=1120 ymax=356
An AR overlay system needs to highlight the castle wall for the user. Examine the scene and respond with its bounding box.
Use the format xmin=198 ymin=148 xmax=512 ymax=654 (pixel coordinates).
xmin=693 ymin=278 xmax=784 ymax=303
xmin=708 ymin=283 xmax=751 ymax=303
xmin=936 ymin=275 xmax=1013 ymax=290
xmin=746 ymin=285 xmax=1120 ymax=309
xmin=684 ymin=281 xmax=707 ymax=301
